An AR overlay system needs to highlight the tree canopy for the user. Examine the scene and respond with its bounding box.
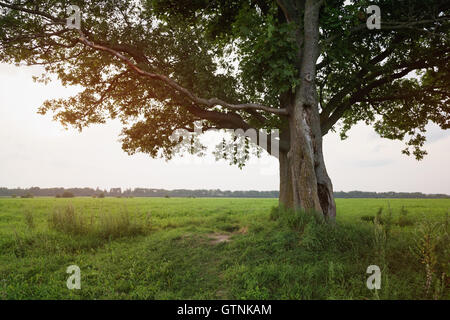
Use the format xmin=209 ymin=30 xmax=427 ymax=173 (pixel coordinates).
xmin=0 ymin=0 xmax=448 ymax=163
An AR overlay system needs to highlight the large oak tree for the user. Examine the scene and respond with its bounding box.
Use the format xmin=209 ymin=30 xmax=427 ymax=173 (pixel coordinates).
xmin=1 ymin=0 xmax=448 ymax=221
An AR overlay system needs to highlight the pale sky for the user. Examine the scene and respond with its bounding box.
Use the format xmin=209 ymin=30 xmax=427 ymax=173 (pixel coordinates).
xmin=0 ymin=63 xmax=449 ymax=194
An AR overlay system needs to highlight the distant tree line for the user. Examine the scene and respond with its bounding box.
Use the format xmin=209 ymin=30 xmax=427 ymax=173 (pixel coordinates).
xmin=333 ymin=191 xmax=450 ymax=199
xmin=0 ymin=187 xmax=448 ymax=199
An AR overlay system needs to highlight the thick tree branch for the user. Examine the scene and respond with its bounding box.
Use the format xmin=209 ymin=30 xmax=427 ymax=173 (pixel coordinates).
xmin=0 ymin=1 xmax=65 ymax=23
xmin=276 ymin=0 xmax=299 ymax=23
xmin=321 ymin=60 xmax=434 ymax=135
xmin=322 ymin=16 xmax=450 ymax=45
xmin=363 ymin=87 xmax=449 ymax=103
xmin=320 ymin=37 xmax=449 ymax=135
xmin=320 ymin=42 xmax=400 ymax=121
xmin=77 ymin=32 xmax=288 ymax=116
xmin=185 ymin=105 xmax=252 ymax=131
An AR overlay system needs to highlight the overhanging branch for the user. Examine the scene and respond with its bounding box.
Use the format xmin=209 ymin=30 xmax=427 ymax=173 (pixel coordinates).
xmin=0 ymin=2 xmax=289 ymax=118
xmin=76 ymin=32 xmax=289 ymax=116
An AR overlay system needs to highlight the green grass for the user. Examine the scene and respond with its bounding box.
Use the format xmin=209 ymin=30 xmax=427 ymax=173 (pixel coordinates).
xmin=0 ymin=197 xmax=448 ymax=300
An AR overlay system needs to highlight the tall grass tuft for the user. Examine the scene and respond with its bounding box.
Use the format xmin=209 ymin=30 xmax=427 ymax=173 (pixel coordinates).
xmin=398 ymin=206 xmax=415 ymax=227
xmin=48 ymin=204 xmax=87 ymax=235
xmin=47 ymin=203 xmax=149 ymax=239
xmin=97 ymin=209 xmax=145 ymax=239
xmin=24 ymin=209 xmax=35 ymax=230
xmin=410 ymin=214 xmax=449 ymax=299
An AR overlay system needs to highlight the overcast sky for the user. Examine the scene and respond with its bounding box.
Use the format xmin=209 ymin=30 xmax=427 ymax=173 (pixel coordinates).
xmin=0 ymin=63 xmax=449 ymax=193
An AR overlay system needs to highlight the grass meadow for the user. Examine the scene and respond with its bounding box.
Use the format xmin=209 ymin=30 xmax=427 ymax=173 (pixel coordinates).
xmin=0 ymin=197 xmax=448 ymax=300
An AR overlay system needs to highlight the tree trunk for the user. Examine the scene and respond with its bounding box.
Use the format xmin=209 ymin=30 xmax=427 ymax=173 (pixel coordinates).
xmin=277 ymin=0 xmax=336 ymax=221
xmin=288 ymin=102 xmax=323 ymax=214
xmin=278 ymin=107 xmax=336 ymax=221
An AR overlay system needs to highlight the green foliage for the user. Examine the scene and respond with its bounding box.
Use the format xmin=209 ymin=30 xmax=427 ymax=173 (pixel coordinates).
xmin=234 ymin=4 xmax=300 ymax=104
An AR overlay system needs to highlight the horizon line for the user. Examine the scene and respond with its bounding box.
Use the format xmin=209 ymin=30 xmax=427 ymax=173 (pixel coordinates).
xmin=1 ymin=186 xmax=449 ymax=197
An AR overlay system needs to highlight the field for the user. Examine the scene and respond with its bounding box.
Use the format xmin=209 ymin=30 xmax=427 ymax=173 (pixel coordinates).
xmin=0 ymin=197 xmax=448 ymax=300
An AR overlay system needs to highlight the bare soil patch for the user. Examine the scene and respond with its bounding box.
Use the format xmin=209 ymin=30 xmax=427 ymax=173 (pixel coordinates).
xmin=207 ymin=226 xmax=248 ymax=244
xmin=207 ymin=233 xmax=231 ymax=244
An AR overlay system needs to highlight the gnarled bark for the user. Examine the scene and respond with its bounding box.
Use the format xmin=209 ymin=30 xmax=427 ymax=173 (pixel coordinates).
xmin=278 ymin=111 xmax=336 ymax=221
xmin=288 ymin=101 xmax=323 ymax=214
